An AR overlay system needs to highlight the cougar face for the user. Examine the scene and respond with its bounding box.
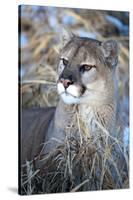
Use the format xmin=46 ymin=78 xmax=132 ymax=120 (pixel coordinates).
xmin=57 ymin=29 xmax=118 ymax=105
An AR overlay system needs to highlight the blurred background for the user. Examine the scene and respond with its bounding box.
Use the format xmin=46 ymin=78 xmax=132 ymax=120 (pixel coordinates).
xmin=19 ymin=5 xmax=129 ymax=127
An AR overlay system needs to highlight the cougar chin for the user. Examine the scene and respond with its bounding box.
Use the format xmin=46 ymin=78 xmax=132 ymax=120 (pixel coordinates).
xmin=57 ymin=82 xmax=81 ymax=104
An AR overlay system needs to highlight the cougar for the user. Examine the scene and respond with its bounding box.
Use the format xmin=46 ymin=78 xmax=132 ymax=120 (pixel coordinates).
xmin=21 ymin=28 xmax=119 ymax=165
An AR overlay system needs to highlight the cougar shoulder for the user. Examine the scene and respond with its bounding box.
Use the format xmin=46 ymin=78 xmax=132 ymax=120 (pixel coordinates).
xmin=21 ymin=107 xmax=55 ymax=164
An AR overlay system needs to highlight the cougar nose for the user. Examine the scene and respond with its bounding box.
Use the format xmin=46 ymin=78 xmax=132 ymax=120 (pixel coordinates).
xmin=60 ymin=78 xmax=73 ymax=89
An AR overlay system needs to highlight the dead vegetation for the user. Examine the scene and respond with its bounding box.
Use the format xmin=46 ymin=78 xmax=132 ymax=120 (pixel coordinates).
xmin=21 ymin=110 xmax=129 ymax=194
xmin=19 ymin=5 xmax=129 ymax=195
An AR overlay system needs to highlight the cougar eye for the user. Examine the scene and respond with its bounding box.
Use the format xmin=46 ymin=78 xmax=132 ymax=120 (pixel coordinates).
xmin=80 ymin=64 xmax=96 ymax=72
xmin=61 ymin=58 xmax=68 ymax=66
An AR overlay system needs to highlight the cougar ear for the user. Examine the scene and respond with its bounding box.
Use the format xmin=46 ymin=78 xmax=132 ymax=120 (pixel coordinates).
xmin=101 ymin=40 xmax=119 ymax=68
xmin=60 ymin=27 xmax=74 ymax=49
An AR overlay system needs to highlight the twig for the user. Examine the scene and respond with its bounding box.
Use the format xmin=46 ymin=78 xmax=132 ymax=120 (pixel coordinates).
xmin=71 ymin=179 xmax=90 ymax=192
xmin=22 ymin=79 xmax=56 ymax=86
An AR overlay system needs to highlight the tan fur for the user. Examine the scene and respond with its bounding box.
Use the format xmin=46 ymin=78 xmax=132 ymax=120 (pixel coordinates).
xmin=21 ymin=29 xmax=119 ymax=164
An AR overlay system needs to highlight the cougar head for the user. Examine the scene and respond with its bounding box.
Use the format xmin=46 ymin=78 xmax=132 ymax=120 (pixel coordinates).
xmin=57 ymin=28 xmax=119 ymax=105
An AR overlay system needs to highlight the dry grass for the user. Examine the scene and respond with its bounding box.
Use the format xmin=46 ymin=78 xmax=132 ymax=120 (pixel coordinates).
xmin=19 ymin=6 xmax=129 ymax=195
xmin=21 ymin=112 xmax=129 ymax=194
